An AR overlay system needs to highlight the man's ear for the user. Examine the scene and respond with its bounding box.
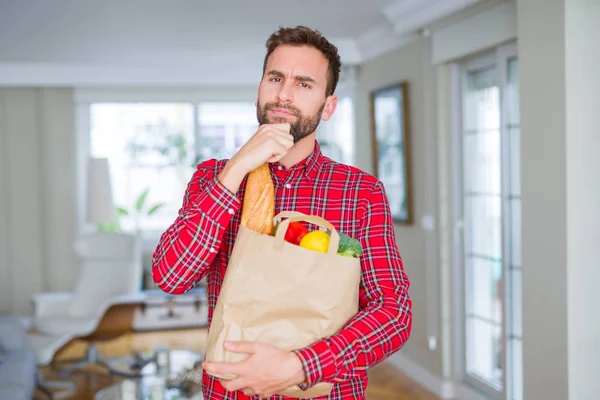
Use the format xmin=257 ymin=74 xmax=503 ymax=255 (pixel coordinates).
xmin=321 ymin=95 xmax=338 ymax=122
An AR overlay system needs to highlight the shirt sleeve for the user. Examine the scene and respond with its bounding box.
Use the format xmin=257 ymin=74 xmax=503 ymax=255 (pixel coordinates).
xmin=293 ymin=180 xmax=412 ymax=388
xmin=151 ymin=159 xmax=241 ymax=294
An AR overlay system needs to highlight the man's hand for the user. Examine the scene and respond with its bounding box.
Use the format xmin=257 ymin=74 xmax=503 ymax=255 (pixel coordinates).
xmin=218 ymin=123 xmax=293 ymax=193
xmin=203 ymin=340 xmax=306 ymax=398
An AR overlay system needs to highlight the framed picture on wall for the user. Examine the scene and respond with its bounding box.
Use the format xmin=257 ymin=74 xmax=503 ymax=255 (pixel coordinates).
xmin=370 ymin=81 xmax=413 ymax=225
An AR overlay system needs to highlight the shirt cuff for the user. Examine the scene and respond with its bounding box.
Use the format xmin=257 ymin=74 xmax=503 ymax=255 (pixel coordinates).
xmin=293 ymin=340 xmax=337 ymax=389
xmin=193 ymin=176 xmax=241 ymax=227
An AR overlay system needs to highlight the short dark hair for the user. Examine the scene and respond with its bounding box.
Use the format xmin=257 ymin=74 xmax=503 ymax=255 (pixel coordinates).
xmin=262 ymin=26 xmax=342 ymax=97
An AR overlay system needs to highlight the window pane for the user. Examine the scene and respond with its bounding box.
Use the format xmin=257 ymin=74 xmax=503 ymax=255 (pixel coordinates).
xmin=318 ymin=96 xmax=355 ymax=165
xmin=197 ymin=102 xmax=257 ymax=161
xmin=507 ymin=58 xmax=520 ymax=126
xmin=464 ymin=67 xmax=500 ymax=131
xmin=466 ymin=317 xmax=502 ymax=387
xmin=465 ymin=195 xmax=502 ymax=260
xmin=467 ymin=257 xmax=502 ymax=325
xmin=90 ymin=103 xmax=195 ymax=234
xmin=464 ymin=130 xmax=501 ymax=194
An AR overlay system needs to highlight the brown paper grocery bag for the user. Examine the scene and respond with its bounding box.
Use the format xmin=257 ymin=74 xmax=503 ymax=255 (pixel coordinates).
xmin=205 ymin=211 xmax=361 ymax=398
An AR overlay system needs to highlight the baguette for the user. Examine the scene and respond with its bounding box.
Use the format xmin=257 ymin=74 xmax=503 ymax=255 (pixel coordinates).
xmin=240 ymin=163 xmax=275 ymax=235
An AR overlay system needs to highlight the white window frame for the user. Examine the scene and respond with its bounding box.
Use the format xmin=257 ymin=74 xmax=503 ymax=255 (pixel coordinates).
xmin=451 ymin=41 xmax=520 ymax=400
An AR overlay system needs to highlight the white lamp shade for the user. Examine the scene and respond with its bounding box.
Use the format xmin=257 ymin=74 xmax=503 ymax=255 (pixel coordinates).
xmin=87 ymin=157 xmax=116 ymax=224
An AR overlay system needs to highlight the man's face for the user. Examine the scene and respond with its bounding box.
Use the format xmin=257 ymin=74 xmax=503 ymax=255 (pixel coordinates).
xmin=256 ymin=45 xmax=337 ymax=143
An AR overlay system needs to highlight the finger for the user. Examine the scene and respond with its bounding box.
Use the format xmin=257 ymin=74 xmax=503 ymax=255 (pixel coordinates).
xmin=260 ymin=123 xmax=293 ymax=140
xmin=264 ymin=128 xmax=294 ymax=149
xmin=224 ymin=340 xmax=259 ymax=354
xmin=220 ymin=377 xmax=250 ymax=393
xmin=266 ymin=143 xmax=289 ymax=163
xmin=271 ymin=122 xmax=291 ymax=132
xmin=271 ymin=123 xmax=293 ymax=138
xmin=203 ymin=361 xmax=243 ymax=377
xmin=267 ymin=153 xmax=286 ymax=163
xmin=258 ymin=122 xmax=290 ymax=136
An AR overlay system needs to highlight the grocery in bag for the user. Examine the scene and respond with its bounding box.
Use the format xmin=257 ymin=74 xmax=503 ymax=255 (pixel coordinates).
xmin=205 ymin=164 xmax=361 ymax=398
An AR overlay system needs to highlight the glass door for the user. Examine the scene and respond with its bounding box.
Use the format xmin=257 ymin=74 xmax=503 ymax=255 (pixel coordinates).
xmin=455 ymin=42 xmax=522 ymax=400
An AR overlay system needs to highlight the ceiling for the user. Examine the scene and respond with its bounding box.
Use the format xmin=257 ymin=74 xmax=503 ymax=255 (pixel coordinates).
xmin=0 ymin=0 xmax=483 ymax=86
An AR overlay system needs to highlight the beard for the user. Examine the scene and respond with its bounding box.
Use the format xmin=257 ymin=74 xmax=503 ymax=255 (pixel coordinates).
xmin=257 ymin=101 xmax=325 ymax=143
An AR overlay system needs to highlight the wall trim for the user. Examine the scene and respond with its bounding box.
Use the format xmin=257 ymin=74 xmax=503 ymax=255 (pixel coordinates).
xmin=453 ymin=382 xmax=494 ymax=400
xmin=387 ymin=352 xmax=453 ymax=399
xmin=387 ymin=353 xmax=494 ymax=400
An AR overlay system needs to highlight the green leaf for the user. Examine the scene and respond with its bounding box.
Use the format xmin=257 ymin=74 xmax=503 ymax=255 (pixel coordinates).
xmin=97 ymin=221 xmax=121 ymax=232
xmin=117 ymin=207 xmax=129 ymax=216
xmin=192 ymin=154 xmax=202 ymax=168
xmin=135 ymin=188 xmax=149 ymax=212
xmin=147 ymin=203 xmax=164 ymax=216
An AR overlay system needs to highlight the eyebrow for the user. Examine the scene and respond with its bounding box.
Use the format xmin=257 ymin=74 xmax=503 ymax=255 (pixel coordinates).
xmin=266 ymin=70 xmax=317 ymax=85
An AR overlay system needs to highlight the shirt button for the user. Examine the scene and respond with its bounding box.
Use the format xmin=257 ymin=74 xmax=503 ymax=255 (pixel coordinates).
xmin=278 ymin=165 xmax=283 ymax=170
xmin=208 ymin=248 xmax=216 ymax=253
xmin=228 ymin=208 xmax=234 ymax=215
xmin=285 ymin=183 xmax=291 ymax=189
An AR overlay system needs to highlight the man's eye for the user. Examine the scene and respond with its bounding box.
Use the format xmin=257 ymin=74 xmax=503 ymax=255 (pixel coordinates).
xmin=270 ymin=77 xmax=282 ymax=82
xmin=299 ymin=83 xmax=311 ymax=89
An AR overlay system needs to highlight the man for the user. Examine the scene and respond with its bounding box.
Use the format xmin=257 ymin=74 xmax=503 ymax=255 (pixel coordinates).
xmin=152 ymin=26 xmax=412 ymax=399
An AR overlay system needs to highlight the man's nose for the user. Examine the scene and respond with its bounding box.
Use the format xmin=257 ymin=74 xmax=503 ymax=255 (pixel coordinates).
xmin=276 ymin=81 xmax=294 ymax=103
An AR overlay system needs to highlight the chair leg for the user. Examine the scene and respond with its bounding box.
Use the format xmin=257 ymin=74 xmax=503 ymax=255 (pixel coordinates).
xmin=36 ymin=381 xmax=54 ymax=400
xmin=36 ymin=369 xmax=76 ymax=399
xmin=58 ymin=359 xmax=90 ymax=377
xmin=55 ymin=342 xmax=109 ymax=377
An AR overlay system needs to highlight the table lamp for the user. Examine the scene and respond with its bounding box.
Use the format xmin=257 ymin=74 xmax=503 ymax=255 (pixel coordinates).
xmin=86 ymin=157 xmax=116 ymax=228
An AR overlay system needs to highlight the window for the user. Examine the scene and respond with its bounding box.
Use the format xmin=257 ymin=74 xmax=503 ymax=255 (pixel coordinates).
xmin=84 ymin=95 xmax=355 ymax=238
xmin=196 ymin=102 xmax=257 ymax=161
xmin=90 ymin=103 xmax=195 ymax=234
xmin=88 ymin=101 xmax=258 ymax=236
xmin=463 ymin=64 xmax=503 ymax=389
xmin=317 ymin=96 xmax=355 ymax=165
xmin=453 ymin=42 xmax=522 ymax=400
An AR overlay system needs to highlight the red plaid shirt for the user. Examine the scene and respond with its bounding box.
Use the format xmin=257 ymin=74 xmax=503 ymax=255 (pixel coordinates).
xmin=152 ymin=141 xmax=412 ymax=399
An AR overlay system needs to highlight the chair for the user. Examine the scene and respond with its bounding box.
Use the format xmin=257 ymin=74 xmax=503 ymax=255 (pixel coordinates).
xmin=27 ymin=232 xmax=145 ymax=378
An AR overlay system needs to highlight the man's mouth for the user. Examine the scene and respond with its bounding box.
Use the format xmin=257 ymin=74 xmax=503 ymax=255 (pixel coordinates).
xmin=270 ymin=108 xmax=295 ymax=117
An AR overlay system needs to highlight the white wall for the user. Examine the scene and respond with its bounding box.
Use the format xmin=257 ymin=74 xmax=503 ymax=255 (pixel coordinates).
xmin=355 ymin=37 xmax=442 ymax=380
xmin=0 ymin=88 xmax=78 ymax=315
xmin=431 ymin=1 xmax=517 ymax=64
xmin=565 ymin=2 xmax=600 ymax=398
xmin=519 ymin=0 xmax=600 ymax=398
